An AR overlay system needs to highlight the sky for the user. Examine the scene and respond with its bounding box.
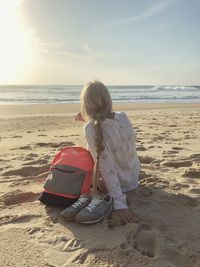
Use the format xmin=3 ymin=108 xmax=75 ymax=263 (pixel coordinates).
xmin=0 ymin=0 xmax=199 ymax=85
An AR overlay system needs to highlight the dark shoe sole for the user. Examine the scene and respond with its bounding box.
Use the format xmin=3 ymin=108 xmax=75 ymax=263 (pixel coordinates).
xmin=60 ymin=201 xmax=92 ymax=221
xmin=60 ymin=215 xmax=76 ymax=221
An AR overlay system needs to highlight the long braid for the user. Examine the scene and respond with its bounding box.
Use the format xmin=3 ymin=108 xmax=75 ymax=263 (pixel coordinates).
xmin=91 ymin=116 xmax=104 ymax=196
xmin=94 ymin=117 xmax=104 ymax=157
xmin=80 ymin=80 xmax=113 ymax=196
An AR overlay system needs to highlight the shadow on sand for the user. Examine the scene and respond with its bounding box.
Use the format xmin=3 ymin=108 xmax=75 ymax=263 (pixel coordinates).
xmin=41 ymin=180 xmax=200 ymax=267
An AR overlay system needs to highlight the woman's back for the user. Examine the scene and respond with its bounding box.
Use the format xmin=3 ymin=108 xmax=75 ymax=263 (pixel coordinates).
xmin=84 ymin=111 xmax=140 ymax=191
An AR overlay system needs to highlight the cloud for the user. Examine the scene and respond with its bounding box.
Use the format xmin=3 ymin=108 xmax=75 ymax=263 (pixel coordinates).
xmin=97 ymin=1 xmax=173 ymax=30
xmin=43 ymin=41 xmax=122 ymax=64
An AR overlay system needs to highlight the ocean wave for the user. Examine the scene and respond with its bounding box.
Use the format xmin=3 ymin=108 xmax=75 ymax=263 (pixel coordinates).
xmin=0 ymin=85 xmax=200 ymax=104
xmin=155 ymin=86 xmax=200 ymax=92
xmin=109 ymin=86 xmax=200 ymax=94
xmin=0 ymin=98 xmax=80 ymax=103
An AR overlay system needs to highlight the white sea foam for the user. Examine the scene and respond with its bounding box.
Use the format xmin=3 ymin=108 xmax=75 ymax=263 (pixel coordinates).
xmin=0 ymin=85 xmax=199 ymax=104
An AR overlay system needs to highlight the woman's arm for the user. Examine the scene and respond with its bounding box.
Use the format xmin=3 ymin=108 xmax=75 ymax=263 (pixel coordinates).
xmin=84 ymin=124 xmax=128 ymax=209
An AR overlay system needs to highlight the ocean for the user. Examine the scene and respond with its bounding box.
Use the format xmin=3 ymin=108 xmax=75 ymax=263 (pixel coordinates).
xmin=0 ymin=85 xmax=200 ymax=105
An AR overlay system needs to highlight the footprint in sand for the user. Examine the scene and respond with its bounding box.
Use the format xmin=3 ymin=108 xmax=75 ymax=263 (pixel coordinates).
xmin=35 ymin=141 xmax=75 ymax=148
xmin=135 ymin=129 xmax=143 ymax=133
xmin=163 ymin=243 xmax=200 ymax=267
xmin=19 ymin=145 xmax=31 ymax=149
xmin=22 ymin=159 xmax=48 ymax=166
xmin=3 ymin=164 xmax=49 ymax=177
xmin=122 ymin=224 xmax=156 ymax=258
xmin=189 ymin=154 xmax=200 ymax=163
xmin=163 ymin=160 xmax=193 ymax=168
xmin=27 ymin=226 xmax=52 ymax=239
xmin=183 ymin=168 xmax=200 ymax=179
xmin=0 ymin=214 xmax=42 ymax=225
xmin=11 ymin=135 xmax=22 ymax=138
xmin=139 ymin=156 xmax=155 ymax=164
xmin=148 ymin=145 xmax=155 ymax=149
xmin=0 ymin=214 xmax=43 ymax=232
xmin=11 ymin=145 xmax=32 ymax=150
xmin=152 ymin=136 xmax=165 ymax=142
xmin=136 ymin=186 xmax=154 ymax=197
xmin=24 ymin=153 xmax=39 ymax=161
xmin=172 ymin=147 xmax=184 ymax=151
xmin=38 ymin=235 xmax=83 ymax=255
xmin=172 ymin=183 xmax=190 ymax=190
xmin=188 ymin=188 xmax=200 ymax=194
xmin=168 ymin=124 xmax=178 ymax=127
xmin=184 ymin=134 xmax=196 ymax=139
xmin=139 ymin=171 xmax=152 ymax=180
xmin=28 ymin=232 xmax=84 ymax=266
xmin=0 ymin=215 xmax=17 ymax=225
xmin=1 ymin=191 xmax=40 ymax=206
xmin=137 ymin=146 xmax=147 ymax=151
xmin=2 ymin=165 xmax=13 ymax=170
xmin=170 ymin=193 xmax=198 ymax=207
xmin=162 ymin=150 xmax=179 ymax=156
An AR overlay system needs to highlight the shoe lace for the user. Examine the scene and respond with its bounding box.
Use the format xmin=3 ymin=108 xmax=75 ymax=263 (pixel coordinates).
xmin=72 ymin=197 xmax=88 ymax=208
xmin=86 ymin=198 xmax=102 ymax=212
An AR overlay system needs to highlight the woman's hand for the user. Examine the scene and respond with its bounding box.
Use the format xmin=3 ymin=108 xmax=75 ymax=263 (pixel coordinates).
xmin=75 ymin=112 xmax=84 ymax=122
xmin=113 ymin=209 xmax=139 ymax=224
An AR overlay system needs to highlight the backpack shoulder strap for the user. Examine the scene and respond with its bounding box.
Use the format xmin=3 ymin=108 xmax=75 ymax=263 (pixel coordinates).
xmin=91 ymin=156 xmax=100 ymax=196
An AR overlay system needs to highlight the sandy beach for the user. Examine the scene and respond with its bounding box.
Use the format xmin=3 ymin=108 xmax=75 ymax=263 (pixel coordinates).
xmin=0 ymin=102 xmax=200 ymax=267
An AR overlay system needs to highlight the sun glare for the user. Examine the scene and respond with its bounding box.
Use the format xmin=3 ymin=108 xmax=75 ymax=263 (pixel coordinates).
xmin=0 ymin=0 xmax=35 ymax=84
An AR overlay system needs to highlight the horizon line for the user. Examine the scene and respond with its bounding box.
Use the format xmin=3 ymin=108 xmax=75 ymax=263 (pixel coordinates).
xmin=0 ymin=83 xmax=199 ymax=87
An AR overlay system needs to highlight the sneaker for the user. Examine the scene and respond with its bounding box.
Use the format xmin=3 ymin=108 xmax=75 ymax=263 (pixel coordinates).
xmin=60 ymin=194 xmax=91 ymax=220
xmin=75 ymin=194 xmax=113 ymax=224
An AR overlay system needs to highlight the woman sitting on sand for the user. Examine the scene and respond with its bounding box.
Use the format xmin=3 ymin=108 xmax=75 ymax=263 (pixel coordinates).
xmin=61 ymin=80 xmax=141 ymax=224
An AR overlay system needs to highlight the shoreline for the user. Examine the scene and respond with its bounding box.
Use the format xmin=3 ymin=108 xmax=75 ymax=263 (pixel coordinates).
xmin=0 ymin=102 xmax=199 ymax=118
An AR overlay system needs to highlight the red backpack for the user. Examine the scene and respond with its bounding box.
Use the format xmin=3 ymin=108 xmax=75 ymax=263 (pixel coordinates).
xmin=39 ymin=147 xmax=94 ymax=207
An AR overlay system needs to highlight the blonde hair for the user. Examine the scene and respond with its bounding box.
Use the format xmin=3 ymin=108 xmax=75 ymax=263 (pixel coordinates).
xmin=81 ymin=80 xmax=113 ymax=195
